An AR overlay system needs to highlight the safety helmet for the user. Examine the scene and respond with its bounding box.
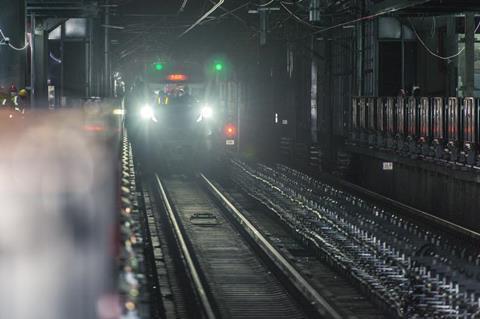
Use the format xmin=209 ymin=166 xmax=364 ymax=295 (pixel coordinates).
xmin=18 ymin=89 xmax=28 ymax=97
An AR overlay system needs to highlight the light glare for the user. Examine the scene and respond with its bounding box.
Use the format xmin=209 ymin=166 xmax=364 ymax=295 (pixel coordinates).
xmin=201 ymin=106 xmax=213 ymax=119
xmin=140 ymin=105 xmax=154 ymax=119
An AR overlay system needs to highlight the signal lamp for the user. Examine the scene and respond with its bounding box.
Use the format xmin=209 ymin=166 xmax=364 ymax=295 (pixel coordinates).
xmin=215 ymin=63 xmax=223 ymax=72
xmin=224 ymin=123 xmax=237 ymax=138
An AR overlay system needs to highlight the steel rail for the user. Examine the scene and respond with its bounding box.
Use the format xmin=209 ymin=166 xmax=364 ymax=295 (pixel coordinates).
xmin=199 ymin=173 xmax=343 ymax=319
xmin=154 ymin=174 xmax=216 ymax=319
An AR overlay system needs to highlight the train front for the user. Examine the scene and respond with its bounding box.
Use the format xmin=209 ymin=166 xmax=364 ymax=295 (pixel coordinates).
xmin=154 ymin=84 xmax=211 ymax=156
xmin=126 ymin=66 xmax=221 ymax=170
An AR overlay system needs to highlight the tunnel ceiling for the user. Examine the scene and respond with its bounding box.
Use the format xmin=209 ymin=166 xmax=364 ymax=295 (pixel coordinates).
xmin=25 ymin=0 xmax=480 ymax=74
xmin=371 ymin=0 xmax=480 ymax=15
xmin=109 ymin=0 xmax=259 ymax=70
xmin=107 ymin=0 xmax=480 ymax=69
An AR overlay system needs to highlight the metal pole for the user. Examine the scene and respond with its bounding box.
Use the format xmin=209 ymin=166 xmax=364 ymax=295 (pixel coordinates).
xmin=30 ymin=14 xmax=36 ymax=108
xmin=465 ymin=13 xmax=475 ymax=97
xmin=236 ymin=82 xmax=241 ymax=153
xmin=401 ymin=22 xmax=405 ymax=92
xmin=311 ymin=36 xmax=318 ymax=144
xmin=326 ymin=35 xmax=334 ymax=166
xmin=88 ymin=18 xmax=93 ymax=97
xmin=357 ymin=1 xmax=365 ymax=96
xmin=85 ymin=32 xmax=89 ymax=98
xmin=260 ymin=8 xmax=267 ymax=46
xmin=104 ymin=0 xmax=110 ymax=97
xmin=60 ymin=22 xmax=65 ymax=106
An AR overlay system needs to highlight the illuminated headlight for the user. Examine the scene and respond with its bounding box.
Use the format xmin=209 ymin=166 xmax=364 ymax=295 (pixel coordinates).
xmin=140 ymin=105 xmax=154 ymax=119
xmin=113 ymin=108 xmax=125 ymax=116
xmin=201 ymin=106 xmax=213 ymax=119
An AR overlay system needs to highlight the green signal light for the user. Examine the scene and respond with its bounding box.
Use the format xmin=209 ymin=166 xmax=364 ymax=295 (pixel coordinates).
xmin=215 ymin=63 xmax=223 ymax=71
xmin=155 ymin=63 xmax=164 ymax=71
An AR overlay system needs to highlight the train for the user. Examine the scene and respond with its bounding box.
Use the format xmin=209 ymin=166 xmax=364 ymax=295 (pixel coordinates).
xmin=125 ymin=65 xmax=238 ymax=169
xmin=350 ymin=96 xmax=480 ymax=166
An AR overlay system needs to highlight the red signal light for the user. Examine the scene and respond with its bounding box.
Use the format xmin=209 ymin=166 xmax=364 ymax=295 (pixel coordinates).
xmin=224 ymin=123 xmax=237 ymax=138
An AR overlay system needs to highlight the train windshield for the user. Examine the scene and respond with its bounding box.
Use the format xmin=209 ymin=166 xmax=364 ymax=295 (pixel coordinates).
xmin=153 ymin=83 xmax=203 ymax=109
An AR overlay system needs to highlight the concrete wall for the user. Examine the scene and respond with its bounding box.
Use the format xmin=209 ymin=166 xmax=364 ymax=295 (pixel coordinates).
xmin=348 ymin=151 xmax=480 ymax=232
xmin=0 ymin=0 xmax=26 ymax=88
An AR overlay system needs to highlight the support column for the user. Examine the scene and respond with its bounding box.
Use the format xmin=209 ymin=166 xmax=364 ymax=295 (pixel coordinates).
xmin=87 ymin=18 xmax=93 ymax=97
xmin=446 ymin=16 xmax=457 ymax=96
xmin=104 ymin=0 xmax=111 ymax=97
xmin=310 ymin=37 xmax=318 ymax=144
xmin=356 ymin=1 xmax=365 ymax=96
xmin=85 ymin=25 xmax=90 ymax=98
xmin=259 ymin=0 xmax=268 ymax=46
xmin=326 ymin=35 xmax=335 ymax=167
xmin=60 ymin=23 xmax=65 ymax=106
xmin=401 ymin=22 xmax=405 ymax=91
xmin=0 ymin=0 xmax=26 ymax=88
xmin=32 ymin=18 xmax=49 ymax=108
xmin=465 ymin=13 xmax=475 ymax=97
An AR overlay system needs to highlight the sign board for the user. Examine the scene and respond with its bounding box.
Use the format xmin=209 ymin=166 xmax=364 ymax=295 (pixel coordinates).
xmin=226 ymin=139 xmax=235 ymax=145
xmin=383 ymin=162 xmax=394 ymax=171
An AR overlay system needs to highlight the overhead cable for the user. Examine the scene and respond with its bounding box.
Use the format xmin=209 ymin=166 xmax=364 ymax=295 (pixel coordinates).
xmin=281 ymin=0 xmax=305 ymax=5
xmin=311 ymin=0 xmax=431 ymax=34
xmin=409 ymin=17 xmax=480 ymax=61
xmin=258 ymin=0 xmax=276 ymax=7
xmin=178 ymin=0 xmax=188 ymax=12
xmin=0 ymin=29 xmax=29 ymax=51
xmin=179 ymin=0 xmax=225 ymax=37
xmin=280 ymin=2 xmax=321 ymax=29
xmin=208 ymin=0 xmax=251 ymax=27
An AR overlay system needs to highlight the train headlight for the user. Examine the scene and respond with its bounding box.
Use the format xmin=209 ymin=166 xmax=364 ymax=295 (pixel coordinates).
xmin=140 ymin=105 xmax=154 ymax=120
xmin=201 ymin=106 xmax=213 ymax=119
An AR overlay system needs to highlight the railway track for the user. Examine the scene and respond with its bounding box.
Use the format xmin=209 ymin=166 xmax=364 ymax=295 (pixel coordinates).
xmin=153 ymin=174 xmax=309 ymax=318
xmin=229 ymin=159 xmax=480 ymax=318
xmin=137 ymin=156 xmax=480 ymax=318
xmin=147 ymin=171 xmax=382 ymax=319
xmin=213 ymin=176 xmax=387 ymax=319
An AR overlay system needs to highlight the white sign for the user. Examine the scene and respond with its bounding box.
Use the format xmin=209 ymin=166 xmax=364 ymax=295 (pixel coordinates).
xmin=383 ymin=162 xmax=393 ymax=171
xmin=226 ymin=139 xmax=235 ymax=145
